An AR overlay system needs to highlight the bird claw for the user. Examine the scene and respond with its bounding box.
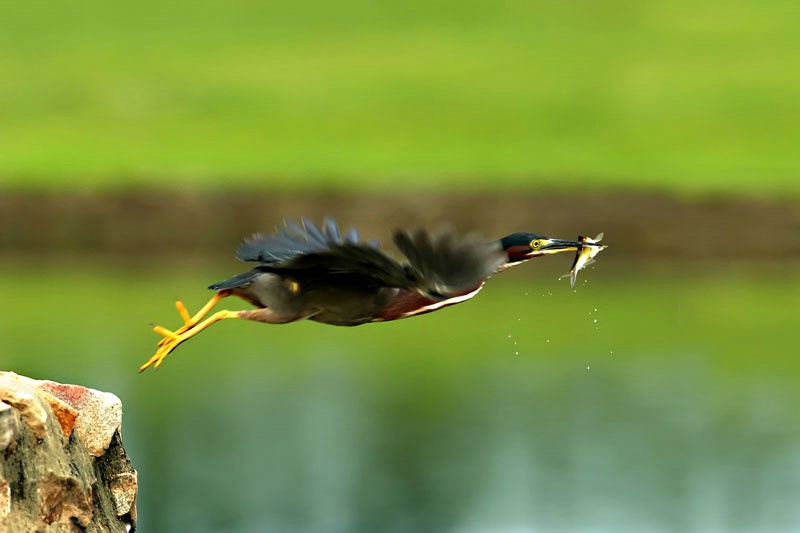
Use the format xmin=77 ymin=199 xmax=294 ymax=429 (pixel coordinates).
xmin=141 ymin=293 xmax=229 ymax=372
xmin=139 ymin=347 xmax=167 ymax=372
xmin=176 ymin=300 xmax=191 ymax=324
xmin=154 ymin=300 xmax=200 ymax=347
xmin=141 ymin=325 xmax=185 ymax=371
xmin=154 ymin=325 xmax=179 ymax=339
xmin=142 ymin=302 xmax=195 ymax=371
xmin=140 ymin=342 xmax=178 ymax=372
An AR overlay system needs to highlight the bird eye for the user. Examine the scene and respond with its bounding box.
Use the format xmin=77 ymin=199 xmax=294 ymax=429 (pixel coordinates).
xmin=531 ymin=240 xmax=541 ymax=248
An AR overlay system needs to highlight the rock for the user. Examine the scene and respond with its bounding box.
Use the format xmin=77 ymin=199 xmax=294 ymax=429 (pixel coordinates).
xmin=38 ymin=380 xmax=123 ymax=457
xmin=109 ymin=471 xmax=138 ymax=520
xmin=0 ymin=479 xmax=9 ymax=525
xmin=0 ymin=371 xmax=137 ymax=532
xmin=0 ymin=372 xmax=48 ymax=440
xmin=39 ymin=471 xmax=94 ymax=528
xmin=98 ymin=431 xmax=139 ymax=522
xmin=0 ymin=403 xmax=15 ymax=453
xmin=39 ymin=389 xmax=79 ymax=441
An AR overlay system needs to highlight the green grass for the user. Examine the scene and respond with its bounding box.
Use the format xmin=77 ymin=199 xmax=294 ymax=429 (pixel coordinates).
xmin=1 ymin=1 xmax=799 ymax=194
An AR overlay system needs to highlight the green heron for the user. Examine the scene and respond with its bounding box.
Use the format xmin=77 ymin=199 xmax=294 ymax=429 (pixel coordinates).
xmin=140 ymin=218 xmax=603 ymax=372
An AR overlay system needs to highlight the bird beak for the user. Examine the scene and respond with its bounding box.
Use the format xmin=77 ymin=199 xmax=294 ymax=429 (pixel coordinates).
xmin=536 ymin=238 xmax=584 ymax=255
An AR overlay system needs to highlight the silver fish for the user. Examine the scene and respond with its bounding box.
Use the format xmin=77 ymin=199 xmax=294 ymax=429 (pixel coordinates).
xmin=560 ymin=232 xmax=607 ymax=288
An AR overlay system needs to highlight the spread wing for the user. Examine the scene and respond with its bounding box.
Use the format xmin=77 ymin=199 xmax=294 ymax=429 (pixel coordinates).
xmin=213 ymin=218 xmax=503 ymax=298
xmin=224 ymin=218 xmax=410 ymax=289
xmin=234 ymin=217 xmax=376 ymax=264
xmin=393 ymin=228 xmax=505 ymax=298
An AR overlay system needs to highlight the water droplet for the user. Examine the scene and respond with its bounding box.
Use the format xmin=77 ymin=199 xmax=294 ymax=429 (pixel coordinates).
xmin=593 ymin=318 xmax=598 ymax=323
xmin=546 ymin=339 xmax=550 ymax=343
xmin=507 ymin=334 xmax=512 ymax=338
xmin=515 ymin=351 xmax=519 ymax=356
xmin=594 ymin=308 xmax=597 ymax=312
xmin=586 ymin=365 xmax=591 ymax=370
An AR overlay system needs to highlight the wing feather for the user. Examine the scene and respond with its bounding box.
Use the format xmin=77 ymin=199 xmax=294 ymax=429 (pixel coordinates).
xmin=393 ymin=228 xmax=505 ymax=299
xmin=302 ymin=217 xmax=327 ymax=246
xmin=229 ymin=218 xmax=502 ymax=296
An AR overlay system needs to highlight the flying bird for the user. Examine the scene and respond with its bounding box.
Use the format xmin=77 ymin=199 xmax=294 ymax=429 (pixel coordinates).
xmin=140 ymin=218 xmax=604 ymax=372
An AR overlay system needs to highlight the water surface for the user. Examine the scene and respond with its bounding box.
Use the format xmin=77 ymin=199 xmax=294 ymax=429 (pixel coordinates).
xmin=2 ymin=261 xmax=797 ymax=532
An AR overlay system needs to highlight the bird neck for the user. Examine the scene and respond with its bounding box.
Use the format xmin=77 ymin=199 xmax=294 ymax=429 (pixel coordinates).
xmin=496 ymin=257 xmax=530 ymax=272
xmin=502 ymin=244 xmax=534 ymax=267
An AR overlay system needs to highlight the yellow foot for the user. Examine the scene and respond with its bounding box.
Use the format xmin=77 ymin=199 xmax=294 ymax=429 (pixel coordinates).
xmin=140 ymin=308 xmax=241 ymax=373
xmin=157 ymin=294 xmax=227 ymax=347
xmin=139 ymin=343 xmax=171 ymax=372
xmin=157 ymin=301 xmax=192 ymax=347
xmin=140 ymin=325 xmax=184 ymax=372
xmin=176 ymin=300 xmax=191 ymax=324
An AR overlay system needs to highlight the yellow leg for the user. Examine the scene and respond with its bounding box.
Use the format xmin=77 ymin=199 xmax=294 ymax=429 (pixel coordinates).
xmin=140 ymin=310 xmax=241 ymax=372
xmin=157 ymin=292 xmax=228 ymax=347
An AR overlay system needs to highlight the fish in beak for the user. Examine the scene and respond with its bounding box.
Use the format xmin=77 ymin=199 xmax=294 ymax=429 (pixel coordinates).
xmin=560 ymin=233 xmax=607 ymax=288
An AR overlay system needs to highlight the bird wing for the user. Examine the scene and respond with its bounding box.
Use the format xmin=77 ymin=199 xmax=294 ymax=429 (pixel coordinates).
xmin=393 ymin=228 xmax=506 ymax=299
xmin=235 ymin=217 xmax=368 ymax=265
xmin=234 ymin=218 xmax=410 ymax=288
xmin=232 ymin=218 xmax=503 ymax=297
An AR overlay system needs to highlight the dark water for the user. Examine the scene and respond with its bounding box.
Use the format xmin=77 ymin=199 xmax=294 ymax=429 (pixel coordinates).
xmin=2 ymin=260 xmax=798 ymax=532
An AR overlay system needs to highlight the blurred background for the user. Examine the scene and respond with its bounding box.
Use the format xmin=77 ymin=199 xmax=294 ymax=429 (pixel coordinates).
xmin=1 ymin=1 xmax=799 ymax=531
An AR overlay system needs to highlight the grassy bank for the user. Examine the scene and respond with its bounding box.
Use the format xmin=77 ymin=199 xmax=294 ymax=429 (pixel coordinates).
xmin=1 ymin=1 xmax=798 ymax=194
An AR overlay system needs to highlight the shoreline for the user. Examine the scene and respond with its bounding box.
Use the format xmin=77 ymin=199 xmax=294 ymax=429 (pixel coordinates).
xmin=1 ymin=190 xmax=798 ymax=260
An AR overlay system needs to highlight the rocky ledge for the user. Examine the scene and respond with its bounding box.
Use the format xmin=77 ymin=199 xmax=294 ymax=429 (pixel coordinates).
xmin=0 ymin=371 xmax=137 ymax=532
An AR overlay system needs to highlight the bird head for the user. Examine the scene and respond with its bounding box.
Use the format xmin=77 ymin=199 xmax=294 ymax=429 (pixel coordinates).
xmin=499 ymin=233 xmax=583 ymax=266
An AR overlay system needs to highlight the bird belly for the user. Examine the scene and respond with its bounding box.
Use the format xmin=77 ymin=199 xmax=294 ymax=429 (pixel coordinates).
xmin=231 ymin=272 xmax=398 ymax=326
xmin=305 ymin=287 xmax=398 ymax=326
xmin=373 ymin=283 xmax=485 ymax=322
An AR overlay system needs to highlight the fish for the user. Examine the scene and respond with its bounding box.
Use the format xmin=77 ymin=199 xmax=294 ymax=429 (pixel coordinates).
xmin=560 ymin=232 xmax=607 ymax=288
